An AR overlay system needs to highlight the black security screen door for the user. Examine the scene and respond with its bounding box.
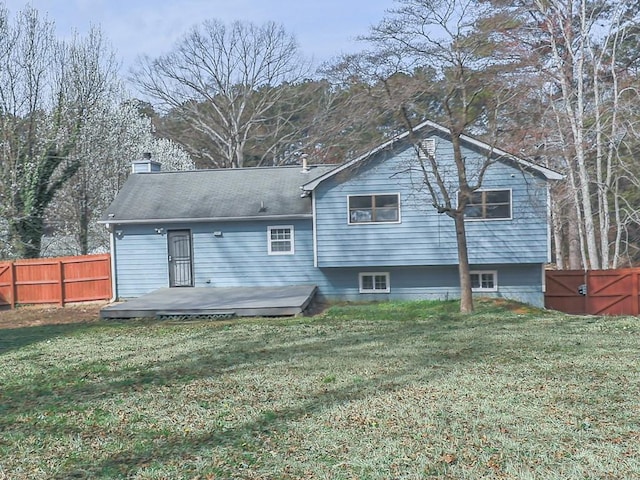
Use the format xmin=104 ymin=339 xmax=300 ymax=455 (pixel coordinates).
xmin=167 ymin=230 xmax=193 ymax=287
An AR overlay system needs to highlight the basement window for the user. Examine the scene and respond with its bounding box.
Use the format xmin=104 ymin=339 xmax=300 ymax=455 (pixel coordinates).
xmin=359 ymin=272 xmax=390 ymax=293
xmin=470 ymin=271 xmax=498 ymax=292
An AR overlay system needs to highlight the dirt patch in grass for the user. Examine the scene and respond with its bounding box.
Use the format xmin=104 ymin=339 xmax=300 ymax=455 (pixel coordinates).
xmin=0 ymin=302 xmax=105 ymax=329
xmin=474 ymin=296 xmax=545 ymax=315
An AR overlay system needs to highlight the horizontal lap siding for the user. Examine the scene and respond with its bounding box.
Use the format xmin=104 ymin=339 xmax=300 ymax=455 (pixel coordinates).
xmin=319 ymin=264 xmax=544 ymax=307
xmin=114 ymin=222 xmax=544 ymax=306
xmin=192 ymin=220 xmax=326 ymax=288
xmin=315 ymin=141 xmax=550 ymax=267
xmin=314 ymin=156 xmax=458 ymax=267
xmin=113 ymin=137 xmax=549 ymax=307
xmin=466 ymin=164 xmax=548 ymax=263
xmin=114 ymin=220 xmax=332 ymax=298
xmin=114 ymin=225 xmax=171 ymax=297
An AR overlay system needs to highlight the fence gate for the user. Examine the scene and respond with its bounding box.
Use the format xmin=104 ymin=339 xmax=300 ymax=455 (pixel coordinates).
xmin=545 ymin=268 xmax=640 ymax=315
xmin=587 ymin=269 xmax=640 ymax=316
xmin=545 ymin=270 xmax=587 ymax=314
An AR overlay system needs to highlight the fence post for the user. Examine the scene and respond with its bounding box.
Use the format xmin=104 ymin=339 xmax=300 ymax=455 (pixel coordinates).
xmin=633 ymin=269 xmax=639 ymax=316
xmin=584 ymin=269 xmax=589 ymax=314
xmin=10 ymin=261 xmax=16 ymax=309
xmin=58 ymin=259 xmax=65 ymax=307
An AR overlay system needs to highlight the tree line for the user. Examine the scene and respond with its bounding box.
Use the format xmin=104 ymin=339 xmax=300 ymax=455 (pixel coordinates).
xmin=0 ymin=5 xmax=192 ymax=259
xmin=1 ymin=1 xmax=639 ymax=295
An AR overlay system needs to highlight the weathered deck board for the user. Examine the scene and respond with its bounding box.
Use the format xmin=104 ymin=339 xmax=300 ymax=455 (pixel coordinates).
xmin=100 ymin=285 xmax=317 ymax=319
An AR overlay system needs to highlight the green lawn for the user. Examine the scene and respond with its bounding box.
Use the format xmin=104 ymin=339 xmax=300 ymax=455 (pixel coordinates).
xmin=1 ymin=299 xmax=639 ymax=479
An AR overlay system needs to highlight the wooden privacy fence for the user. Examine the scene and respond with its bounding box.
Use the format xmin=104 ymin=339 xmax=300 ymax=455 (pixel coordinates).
xmin=0 ymin=254 xmax=112 ymax=309
xmin=545 ymin=268 xmax=640 ymax=315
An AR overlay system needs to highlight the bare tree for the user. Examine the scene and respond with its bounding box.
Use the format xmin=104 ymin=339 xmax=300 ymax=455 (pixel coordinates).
xmin=319 ymin=56 xmax=435 ymax=162
xmin=345 ymin=0 xmax=524 ymax=313
xmin=483 ymin=0 xmax=640 ymax=269
xmin=132 ymin=20 xmax=310 ymax=169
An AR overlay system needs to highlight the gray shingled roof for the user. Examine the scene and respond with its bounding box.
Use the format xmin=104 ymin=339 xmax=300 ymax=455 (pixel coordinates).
xmin=100 ymin=165 xmax=335 ymax=224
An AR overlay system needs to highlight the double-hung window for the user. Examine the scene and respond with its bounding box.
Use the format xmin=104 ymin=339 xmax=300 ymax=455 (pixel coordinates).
xmin=464 ymin=189 xmax=511 ymax=220
xmin=470 ymin=271 xmax=498 ymax=292
xmin=359 ymin=272 xmax=390 ymax=293
xmin=267 ymin=226 xmax=294 ymax=255
xmin=348 ymin=194 xmax=400 ymax=224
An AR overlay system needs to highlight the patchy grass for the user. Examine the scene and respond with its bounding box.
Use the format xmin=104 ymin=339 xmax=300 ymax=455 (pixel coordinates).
xmin=1 ymin=300 xmax=639 ymax=479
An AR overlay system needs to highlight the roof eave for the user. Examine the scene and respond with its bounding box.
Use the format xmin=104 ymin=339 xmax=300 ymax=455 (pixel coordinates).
xmin=98 ymin=214 xmax=313 ymax=225
xmin=302 ymin=119 xmax=440 ymax=192
xmin=302 ymin=119 xmax=564 ymax=191
xmin=456 ymin=134 xmax=565 ymax=181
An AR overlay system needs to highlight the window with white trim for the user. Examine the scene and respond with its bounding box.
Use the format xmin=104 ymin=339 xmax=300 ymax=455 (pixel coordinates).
xmin=359 ymin=272 xmax=390 ymax=293
xmin=464 ymin=189 xmax=511 ymax=220
xmin=267 ymin=226 xmax=294 ymax=255
xmin=348 ymin=194 xmax=400 ymax=224
xmin=470 ymin=271 xmax=498 ymax=292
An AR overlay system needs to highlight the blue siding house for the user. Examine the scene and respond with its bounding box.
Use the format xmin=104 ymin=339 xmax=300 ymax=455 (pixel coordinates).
xmin=100 ymin=120 xmax=562 ymax=307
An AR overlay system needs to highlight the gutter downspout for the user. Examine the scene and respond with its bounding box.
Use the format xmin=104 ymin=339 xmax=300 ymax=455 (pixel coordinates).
xmin=108 ymin=224 xmax=118 ymax=302
xmin=312 ymin=191 xmax=318 ymax=268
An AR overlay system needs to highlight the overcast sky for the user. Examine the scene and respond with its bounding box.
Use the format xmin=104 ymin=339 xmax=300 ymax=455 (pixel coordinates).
xmin=3 ymin=0 xmax=394 ymax=71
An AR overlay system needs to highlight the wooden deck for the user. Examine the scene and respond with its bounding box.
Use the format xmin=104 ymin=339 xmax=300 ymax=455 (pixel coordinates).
xmin=100 ymin=285 xmax=317 ymax=319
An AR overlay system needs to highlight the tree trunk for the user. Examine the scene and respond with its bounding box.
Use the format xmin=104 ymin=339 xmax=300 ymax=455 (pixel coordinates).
xmin=567 ymin=213 xmax=582 ymax=270
xmin=12 ymin=216 xmax=44 ymax=259
xmin=575 ymin=150 xmax=599 ymax=269
xmin=454 ymin=213 xmax=474 ymax=313
xmin=612 ymin=178 xmax=623 ymax=269
xmin=79 ymin=190 xmax=89 ymax=255
xmin=550 ymin=196 xmax=565 ymax=269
